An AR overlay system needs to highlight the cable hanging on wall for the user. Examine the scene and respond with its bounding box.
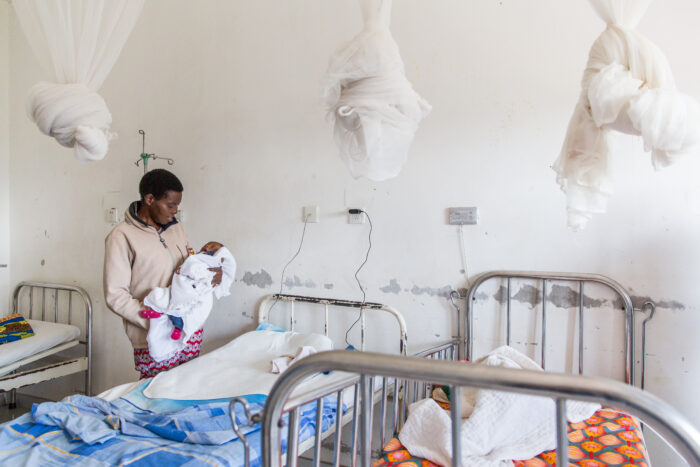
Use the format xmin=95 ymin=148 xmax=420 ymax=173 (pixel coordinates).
xmin=345 ymin=209 xmax=373 ymax=347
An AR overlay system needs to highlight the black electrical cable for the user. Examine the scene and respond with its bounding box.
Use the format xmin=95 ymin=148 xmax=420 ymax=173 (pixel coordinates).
xmin=345 ymin=209 xmax=373 ymax=347
xmin=268 ymin=213 xmax=311 ymax=316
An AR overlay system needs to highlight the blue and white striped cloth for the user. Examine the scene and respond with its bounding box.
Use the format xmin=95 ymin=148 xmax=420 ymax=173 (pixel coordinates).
xmin=0 ymin=390 xmax=342 ymax=466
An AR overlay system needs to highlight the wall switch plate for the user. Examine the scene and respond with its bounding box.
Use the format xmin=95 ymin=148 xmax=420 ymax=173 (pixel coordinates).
xmin=176 ymin=209 xmax=185 ymax=223
xmin=449 ymin=207 xmax=478 ymax=225
xmin=105 ymin=208 xmax=119 ymax=224
xmin=303 ymin=206 xmax=320 ymax=223
xmin=348 ymin=209 xmax=366 ymax=224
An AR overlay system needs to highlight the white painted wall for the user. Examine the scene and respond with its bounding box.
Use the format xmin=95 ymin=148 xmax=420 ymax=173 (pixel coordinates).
xmin=0 ymin=1 xmax=9 ymax=312
xmin=6 ymin=1 xmax=699 ymax=464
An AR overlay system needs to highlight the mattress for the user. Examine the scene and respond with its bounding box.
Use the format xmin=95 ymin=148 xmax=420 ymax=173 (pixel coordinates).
xmin=374 ymin=407 xmax=649 ymax=467
xmin=0 ymin=319 xmax=80 ymax=370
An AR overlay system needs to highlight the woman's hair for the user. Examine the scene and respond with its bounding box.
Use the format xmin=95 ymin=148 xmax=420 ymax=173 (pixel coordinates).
xmin=139 ymin=169 xmax=184 ymax=200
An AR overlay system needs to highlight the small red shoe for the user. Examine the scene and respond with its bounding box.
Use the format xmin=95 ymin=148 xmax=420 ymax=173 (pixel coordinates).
xmin=140 ymin=309 xmax=162 ymax=319
xmin=171 ymin=328 xmax=182 ymax=340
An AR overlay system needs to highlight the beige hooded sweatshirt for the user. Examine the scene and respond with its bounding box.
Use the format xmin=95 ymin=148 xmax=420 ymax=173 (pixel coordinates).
xmin=104 ymin=202 xmax=191 ymax=349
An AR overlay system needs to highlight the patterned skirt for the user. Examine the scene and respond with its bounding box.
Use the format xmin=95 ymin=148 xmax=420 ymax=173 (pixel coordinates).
xmin=133 ymin=329 xmax=203 ymax=379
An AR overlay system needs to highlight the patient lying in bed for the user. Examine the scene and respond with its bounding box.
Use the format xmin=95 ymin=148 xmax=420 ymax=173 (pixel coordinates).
xmin=140 ymin=243 xmax=236 ymax=362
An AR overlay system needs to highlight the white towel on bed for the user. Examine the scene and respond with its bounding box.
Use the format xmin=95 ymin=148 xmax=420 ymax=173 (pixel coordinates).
xmin=270 ymin=345 xmax=318 ymax=374
xmin=398 ymin=346 xmax=600 ymax=467
xmin=144 ymin=247 xmax=236 ymax=362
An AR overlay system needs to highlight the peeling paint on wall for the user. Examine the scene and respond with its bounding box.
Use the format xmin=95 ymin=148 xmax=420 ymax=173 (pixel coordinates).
xmin=380 ymin=279 xmax=401 ymax=294
xmin=513 ymin=284 xmax=541 ymax=308
xmin=475 ymin=291 xmax=489 ymax=300
xmin=491 ymin=284 xmax=607 ymax=308
xmin=629 ymin=295 xmax=685 ymax=310
xmin=284 ymin=275 xmax=316 ymax=288
xmin=241 ymin=269 xmax=273 ymax=288
xmin=478 ymin=283 xmax=686 ymax=311
xmin=411 ymin=285 xmax=453 ymax=298
xmin=548 ymin=284 xmax=605 ymax=308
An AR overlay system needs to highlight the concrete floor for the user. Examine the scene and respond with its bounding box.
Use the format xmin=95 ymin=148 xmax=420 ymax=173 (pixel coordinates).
xmin=0 ymin=393 xmax=38 ymax=424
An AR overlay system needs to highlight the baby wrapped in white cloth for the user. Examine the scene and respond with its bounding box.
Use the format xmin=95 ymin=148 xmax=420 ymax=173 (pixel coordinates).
xmin=142 ymin=245 xmax=236 ymax=362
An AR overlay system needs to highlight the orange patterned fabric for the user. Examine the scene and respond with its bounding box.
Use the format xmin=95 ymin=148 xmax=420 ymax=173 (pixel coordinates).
xmin=374 ymin=408 xmax=649 ymax=467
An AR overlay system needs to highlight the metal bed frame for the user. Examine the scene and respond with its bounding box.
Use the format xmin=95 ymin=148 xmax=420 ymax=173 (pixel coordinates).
xmin=258 ymin=293 xmax=408 ymax=356
xmin=248 ymin=271 xmax=666 ymax=467
xmin=464 ymin=271 xmax=657 ymax=387
xmin=233 ymin=293 xmax=410 ymax=465
xmin=262 ymin=351 xmax=700 ymax=467
xmin=1 ymin=282 xmax=92 ymax=408
xmin=225 ymin=293 xmax=451 ymax=467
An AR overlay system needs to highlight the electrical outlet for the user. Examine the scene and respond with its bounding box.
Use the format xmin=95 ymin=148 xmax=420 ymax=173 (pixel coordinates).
xmin=449 ymin=207 xmax=478 ymax=225
xmin=303 ymin=206 xmax=320 ymax=223
xmin=105 ymin=208 xmax=119 ymax=224
xmin=348 ymin=210 xmax=365 ymax=224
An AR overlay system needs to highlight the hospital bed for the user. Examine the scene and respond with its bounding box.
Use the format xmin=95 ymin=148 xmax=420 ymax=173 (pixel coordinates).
xmin=0 ymin=281 xmax=92 ymax=409
xmin=0 ymin=292 xmax=408 ymax=466
xmin=257 ymin=271 xmax=692 ymax=467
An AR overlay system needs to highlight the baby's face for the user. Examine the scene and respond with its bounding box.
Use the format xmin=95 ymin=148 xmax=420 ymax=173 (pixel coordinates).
xmin=199 ymin=241 xmax=224 ymax=255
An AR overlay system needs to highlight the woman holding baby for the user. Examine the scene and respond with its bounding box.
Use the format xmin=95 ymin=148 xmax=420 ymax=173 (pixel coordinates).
xmin=104 ymin=169 xmax=224 ymax=378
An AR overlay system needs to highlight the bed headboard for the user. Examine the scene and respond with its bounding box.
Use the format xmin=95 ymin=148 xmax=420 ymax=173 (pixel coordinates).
xmin=465 ymin=271 xmax=650 ymax=386
xmin=12 ymin=281 xmax=93 ymax=394
xmin=258 ymin=294 xmax=408 ymax=355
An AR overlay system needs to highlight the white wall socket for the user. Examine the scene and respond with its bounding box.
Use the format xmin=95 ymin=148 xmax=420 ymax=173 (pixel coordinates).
xmin=448 ymin=207 xmax=478 ymax=225
xmin=348 ymin=210 xmax=365 ymax=224
xmin=303 ymin=206 xmax=320 ymax=223
xmin=105 ymin=208 xmax=119 ymax=224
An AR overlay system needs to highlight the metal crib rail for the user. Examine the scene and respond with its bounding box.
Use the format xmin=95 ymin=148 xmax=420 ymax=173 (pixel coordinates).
xmin=258 ymin=293 xmax=408 ymax=355
xmin=262 ymin=351 xmax=700 ymax=467
xmin=465 ymin=271 xmax=636 ymax=384
xmin=11 ymin=281 xmax=93 ymax=396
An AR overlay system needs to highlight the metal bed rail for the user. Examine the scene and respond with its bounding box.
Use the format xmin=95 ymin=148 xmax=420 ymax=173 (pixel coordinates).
xmin=6 ymin=281 xmax=92 ymax=399
xmin=465 ymin=271 xmax=641 ymax=385
xmin=258 ymin=294 xmax=408 ymax=356
xmin=227 ymin=338 xmax=459 ymax=467
xmin=262 ymin=351 xmax=700 ymax=467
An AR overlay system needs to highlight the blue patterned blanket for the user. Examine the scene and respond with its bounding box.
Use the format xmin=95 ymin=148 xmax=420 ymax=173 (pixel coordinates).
xmin=0 ymin=385 xmax=342 ymax=466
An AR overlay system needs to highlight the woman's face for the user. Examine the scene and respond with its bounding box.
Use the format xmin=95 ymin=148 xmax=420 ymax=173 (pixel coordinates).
xmin=145 ymin=190 xmax=182 ymax=225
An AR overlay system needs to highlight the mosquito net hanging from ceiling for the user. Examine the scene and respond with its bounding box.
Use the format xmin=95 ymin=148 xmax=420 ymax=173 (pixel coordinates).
xmin=553 ymin=0 xmax=700 ymax=231
xmin=321 ymin=0 xmax=432 ymax=182
xmin=13 ymin=0 xmax=145 ymax=162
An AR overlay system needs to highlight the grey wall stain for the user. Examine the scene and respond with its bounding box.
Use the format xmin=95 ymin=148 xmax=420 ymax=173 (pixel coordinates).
xmin=475 ymin=291 xmax=489 ymax=300
xmin=547 ymin=284 xmax=605 ymax=308
xmin=630 ymin=295 xmax=685 ymax=310
xmin=513 ymin=284 xmax=541 ymax=308
xmin=324 ymin=283 xmax=334 ymax=290
xmin=411 ymin=285 xmax=453 ymax=298
xmin=474 ymin=282 xmax=686 ymax=311
xmin=241 ymin=269 xmax=273 ymax=288
xmin=491 ymin=284 xmax=605 ymax=308
xmin=380 ymin=279 xmax=401 ymax=294
xmin=284 ymin=275 xmax=316 ymax=288
xmin=493 ymin=286 xmax=508 ymax=304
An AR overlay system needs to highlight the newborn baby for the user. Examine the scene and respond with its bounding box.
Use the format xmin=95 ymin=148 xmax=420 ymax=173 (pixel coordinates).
xmin=140 ymin=242 xmax=236 ymax=362
xmin=141 ymin=242 xmax=225 ymax=339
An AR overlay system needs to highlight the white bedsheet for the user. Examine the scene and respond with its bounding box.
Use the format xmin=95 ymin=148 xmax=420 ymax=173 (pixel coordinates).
xmin=144 ymin=330 xmax=334 ymax=400
xmin=0 ymin=319 xmax=80 ymax=371
xmin=399 ymin=346 xmax=600 ymax=467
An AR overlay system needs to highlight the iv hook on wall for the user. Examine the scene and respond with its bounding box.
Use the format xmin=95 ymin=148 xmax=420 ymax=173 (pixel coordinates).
xmin=135 ymin=130 xmax=175 ymax=174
